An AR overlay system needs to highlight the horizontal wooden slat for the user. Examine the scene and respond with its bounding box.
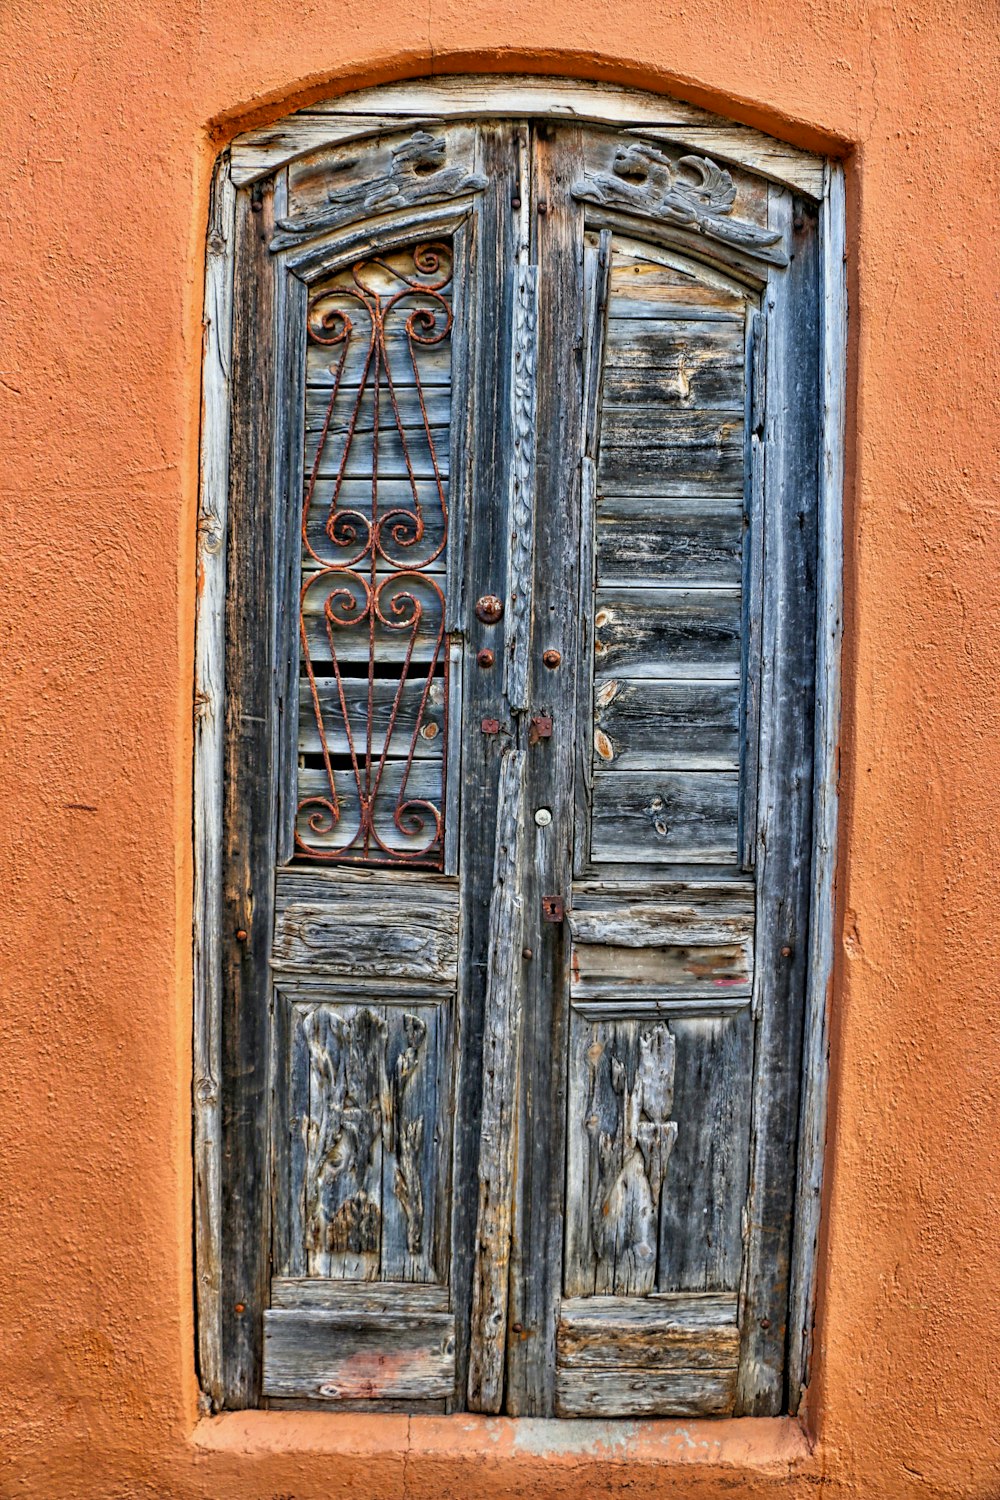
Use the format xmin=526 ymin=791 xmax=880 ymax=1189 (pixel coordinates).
xmin=555 ymin=1365 xmax=736 ymax=1417
xmin=230 ymin=114 xmax=433 ymax=185
xmin=305 ymin=384 xmax=452 ymax=437
xmin=301 ymin=569 xmax=446 ymax=661
xmin=299 ymin=674 xmax=446 ymax=760
xmin=273 ymin=871 xmax=458 ymax=978
xmin=593 ymin=587 xmax=741 ymax=678
xmin=294 ymin=760 xmax=447 ymax=858
xmin=306 ymin=411 xmax=450 ymax=479
xmin=596 ymin=496 xmax=742 ymax=586
xmin=569 ymin=882 xmax=753 ymax=946
xmin=599 ymin=409 xmax=744 ymax=494
xmin=305 ymin=78 xmax=722 ymax=126
xmin=608 ymin=254 xmax=747 ymax=321
xmin=590 ymin=770 xmax=739 ymax=863
xmin=307 ymin=328 xmax=451 ymax=386
xmin=262 ymin=1309 xmax=456 ymax=1401
xmin=593 ymin=677 xmax=739 ymax=769
xmin=271 ymin=1279 xmax=450 ymax=1312
xmin=558 ymin=1293 xmax=738 ymax=1370
xmin=604 ymin=319 xmax=745 ymax=407
xmin=571 ymin=941 xmax=750 ymax=1001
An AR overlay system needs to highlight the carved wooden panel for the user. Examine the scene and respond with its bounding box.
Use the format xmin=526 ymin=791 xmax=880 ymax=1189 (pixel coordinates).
xmin=279 ymin=997 xmax=448 ymax=1285
xmin=564 ymin=1012 xmax=752 ymax=1298
xmin=572 ymin=133 xmax=786 ymax=266
xmin=273 ymin=125 xmax=486 ymax=245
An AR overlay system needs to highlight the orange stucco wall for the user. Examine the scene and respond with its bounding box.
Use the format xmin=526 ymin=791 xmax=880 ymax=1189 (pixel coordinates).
xmin=2 ymin=0 xmax=999 ymax=1492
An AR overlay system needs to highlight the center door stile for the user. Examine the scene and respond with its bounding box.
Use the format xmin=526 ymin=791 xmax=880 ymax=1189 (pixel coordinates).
xmin=504 ymin=122 xmax=587 ymax=1418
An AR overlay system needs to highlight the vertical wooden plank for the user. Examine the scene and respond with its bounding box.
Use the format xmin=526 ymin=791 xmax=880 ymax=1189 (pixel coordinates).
xmin=381 ymin=1003 xmax=442 ymax=1285
xmin=468 ymin=749 xmax=527 ymax=1411
xmin=220 ymin=174 xmax=279 ymax=1406
xmin=739 ymin=307 xmax=765 ymax=871
xmin=505 ymin=122 xmax=585 ymax=1416
xmin=449 ymin=122 xmax=521 ymax=1407
xmin=503 ymin=261 xmax=538 ymax=711
xmin=194 ymin=150 xmax=236 ymax=1410
xmin=573 ymin=228 xmax=611 ymax=876
xmin=787 ymin=160 xmax=845 ymax=1414
xmin=735 ymin=187 xmax=820 ymax=1415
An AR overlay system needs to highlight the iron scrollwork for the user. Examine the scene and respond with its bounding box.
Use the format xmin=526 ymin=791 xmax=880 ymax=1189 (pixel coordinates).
xmin=296 ymin=242 xmax=453 ymax=866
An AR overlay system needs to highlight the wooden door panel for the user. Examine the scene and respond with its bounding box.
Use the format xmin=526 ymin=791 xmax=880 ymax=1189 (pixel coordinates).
xmin=270 ymin=993 xmax=450 ymax=1286
xmin=272 ymin=871 xmax=459 ymax=981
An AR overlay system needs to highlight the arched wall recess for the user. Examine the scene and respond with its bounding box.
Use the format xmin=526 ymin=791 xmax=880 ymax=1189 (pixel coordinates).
xmin=194 ymin=75 xmax=845 ymax=1420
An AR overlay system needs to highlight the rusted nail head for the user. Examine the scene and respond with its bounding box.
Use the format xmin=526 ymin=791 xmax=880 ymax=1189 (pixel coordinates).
xmin=475 ymin=594 xmax=504 ymax=625
xmin=542 ymin=648 xmax=561 ymax=668
xmin=477 ymin=648 xmax=495 ymax=668
xmin=235 ymin=929 xmax=248 ymax=942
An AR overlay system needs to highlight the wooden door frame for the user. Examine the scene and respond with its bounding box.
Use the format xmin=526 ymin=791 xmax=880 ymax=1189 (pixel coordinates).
xmin=193 ymin=74 xmax=846 ymax=1415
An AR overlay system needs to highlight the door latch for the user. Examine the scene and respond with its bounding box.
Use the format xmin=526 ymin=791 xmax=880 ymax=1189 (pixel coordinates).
xmin=529 ymin=714 xmax=553 ymax=746
xmin=541 ymin=895 xmax=565 ymax=923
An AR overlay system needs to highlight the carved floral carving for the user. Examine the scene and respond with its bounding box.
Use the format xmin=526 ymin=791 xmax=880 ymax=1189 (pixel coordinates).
xmin=572 ymin=143 xmax=787 ymax=265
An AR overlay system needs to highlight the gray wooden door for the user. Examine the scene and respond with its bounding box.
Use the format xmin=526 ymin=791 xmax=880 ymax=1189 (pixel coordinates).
xmin=219 ymin=117 xmax=819 ymax=1417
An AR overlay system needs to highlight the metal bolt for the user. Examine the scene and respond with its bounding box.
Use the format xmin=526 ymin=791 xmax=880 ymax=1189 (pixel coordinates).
xmin=477 ymin=648 xmax=495 ymax=668
xmin=475 ymin=594 xmax=504 ymax=625
xmin=235 ymin=929 xmax=248 ymax=942
xmin=537 ymin=198 xmax=548 ymax=214
xmin=542 ymin=648 xmax=561 ymax=669
xmin=535 ymin=808 xmax=552 ymax=827
xmin=522 ymin=947 xmax=533 ymax=960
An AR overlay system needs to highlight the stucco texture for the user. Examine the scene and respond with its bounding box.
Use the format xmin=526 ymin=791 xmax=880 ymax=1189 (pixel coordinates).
xmin=2 ymin=0 xmax=999 ymax=1493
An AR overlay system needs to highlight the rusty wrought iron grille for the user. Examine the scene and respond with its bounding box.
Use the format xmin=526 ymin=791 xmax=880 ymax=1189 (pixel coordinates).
xmin=295 ymin=241 xmax=452 ymax=866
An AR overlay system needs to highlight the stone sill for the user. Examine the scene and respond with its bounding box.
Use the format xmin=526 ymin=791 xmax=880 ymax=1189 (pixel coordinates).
xmin=193 ymin=1410 xmax=813 ymax=1479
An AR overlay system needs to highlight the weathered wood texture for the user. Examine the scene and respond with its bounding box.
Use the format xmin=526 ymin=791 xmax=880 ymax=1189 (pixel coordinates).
xmin=582 ymin=239 xmax=751 ymax=874
xmin=555 ymin=1365 xmax=736 ymax=1417
xmin=503 ymin=260 xmax=538 ymax=712
xmin=787 ymin=162 xmax=845 ymax=1414
xmin=447 ymin=123 xmax=522 ymax=1407
xmin=218 ymin=176 xmax=279 ymax=1407
xmin=201 ymin=99 xmax=832 ymax=1420
xmin=270 ymin=1279 xmax=450 ymax=1312
xmin=231 ymin=78 xmax=825 ymax=199
xmin=272 ymin=871 xmax=458 ymax=980
xmin=272 ymin=124 xmax=486 ymax=246
xmin=557 ymin=1292 xmax=738 ymax=1368
xmin=504 ymin=124 xmax=584 ymax=1417
xmin=735 ymin=189 xmax=820 ymax=1416
xmin=194 ymin=151 xmax=236 ymax=1409
xmin=468 ymin=750 xmax=527 ymax=1412
xmin=274 ymin=999 xmax=446 ymax=1284
xmin=572 ymin=132 xmax=785 ymax=267
xmin=564 ymin=1012 xmax=751 ymax=1301
xmin=262 ymin=1309 xmax=456 ymax=1401
xmin=569 ymin=884 xmax=753 ymax=1000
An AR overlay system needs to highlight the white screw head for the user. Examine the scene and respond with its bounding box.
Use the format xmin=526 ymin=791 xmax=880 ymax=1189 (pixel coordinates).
xmin=534 ymin=807 xmax=552 ymax=827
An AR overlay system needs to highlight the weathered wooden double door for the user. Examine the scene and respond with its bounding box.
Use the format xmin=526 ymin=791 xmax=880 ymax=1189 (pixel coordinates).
xmin=221 ymin=112 xmax=819 ymax=1417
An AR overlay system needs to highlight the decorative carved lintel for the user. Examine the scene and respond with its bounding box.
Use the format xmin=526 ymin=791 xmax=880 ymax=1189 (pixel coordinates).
xmin=572 ymin=144 xmax=788 ymax=266
xmin=275 ymin=128 xmax=488 ymax=241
